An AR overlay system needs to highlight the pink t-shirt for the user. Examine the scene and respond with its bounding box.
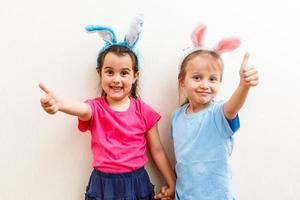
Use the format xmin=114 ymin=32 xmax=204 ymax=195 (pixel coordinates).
xmin=78 ymin=97 xmax=161 ymax=173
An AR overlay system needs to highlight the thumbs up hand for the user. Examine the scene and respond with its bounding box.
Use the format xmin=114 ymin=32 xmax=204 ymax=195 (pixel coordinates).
xmin=239 ymin=53 xmax=259 ymax=88
xmin=39 ymin=83 xmax=61 ymax=114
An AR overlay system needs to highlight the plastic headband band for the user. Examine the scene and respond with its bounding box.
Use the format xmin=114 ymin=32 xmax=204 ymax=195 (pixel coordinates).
xmin=180 ymin=23 xmax=241 ymax=67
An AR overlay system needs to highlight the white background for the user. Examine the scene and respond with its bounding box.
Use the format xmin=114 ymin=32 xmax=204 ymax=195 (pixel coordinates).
xmin=1 ymin=0 xmax=299 ymax=199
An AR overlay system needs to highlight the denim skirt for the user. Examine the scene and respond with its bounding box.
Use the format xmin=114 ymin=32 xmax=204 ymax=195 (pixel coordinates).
xmin=85 ymin=167 xmax=155 ymax=200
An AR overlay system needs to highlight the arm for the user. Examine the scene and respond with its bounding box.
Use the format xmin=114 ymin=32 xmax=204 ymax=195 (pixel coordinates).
xmin=223 ymin=53 xmax=259 ymax=120
xmin=146 ymin=124 xmax=176 ymax=199
xmin=39 ymin=83 xmax=91 ymax=121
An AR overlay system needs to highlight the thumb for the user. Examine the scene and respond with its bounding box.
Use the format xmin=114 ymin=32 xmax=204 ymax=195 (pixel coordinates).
xmin=241 ymin=52 xmax=250 ymax=70
xmin=162 ymin=186 xmax=168 ymax=195
xmin=39 ymin=83 xmax=51 ymax=94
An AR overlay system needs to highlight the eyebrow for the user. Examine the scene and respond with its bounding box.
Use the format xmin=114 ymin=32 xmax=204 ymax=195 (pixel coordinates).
xmin=190 ymin=72 xmax=202 ymax=75
xmin=190 ymin=72 xmax=220 ymax=77
xmin=121 ymin=68 xmax=132 ymax=71
xmin=103 ymin=66 xmax=132 ymax=70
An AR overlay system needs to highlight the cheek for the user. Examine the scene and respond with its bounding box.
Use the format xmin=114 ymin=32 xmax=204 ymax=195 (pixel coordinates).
xmin=124 ymin=77 xmax=133 ymax=84
xmin=100 ymin=77 xmax=110 ymax=86
xmin=211 ymin=84 xmax=220 ymax=92
xmin=100 ymin=77 xmax=106 ymax=83
xmin=186 ymin=80 xmax=198 ymax=89
xmin=183 ymin=84 xmax=195 ymax=95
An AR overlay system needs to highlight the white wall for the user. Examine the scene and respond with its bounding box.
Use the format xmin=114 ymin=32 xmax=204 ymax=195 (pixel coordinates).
xmin=1 ymin=0 xmax=299 ymax=199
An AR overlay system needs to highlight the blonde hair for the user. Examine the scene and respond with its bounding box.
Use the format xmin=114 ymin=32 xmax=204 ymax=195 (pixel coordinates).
xmin=178 ymin=50 xmax=224 ymax=105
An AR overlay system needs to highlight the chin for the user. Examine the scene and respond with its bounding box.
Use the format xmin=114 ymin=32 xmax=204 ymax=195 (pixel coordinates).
xmin=109 ymin=95 xmax=124 ymax=100
xmin=198 ymin=98 xmax=212 ymax=105
xmin=109 ymin=94 xmax=129 ymax=101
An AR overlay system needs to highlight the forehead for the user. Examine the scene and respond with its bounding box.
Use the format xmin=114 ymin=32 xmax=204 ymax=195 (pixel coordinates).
xmin=103 ymin=52 xmax=134 ymax=69
xmin=186 ymin=55 xmax=222 ymax=73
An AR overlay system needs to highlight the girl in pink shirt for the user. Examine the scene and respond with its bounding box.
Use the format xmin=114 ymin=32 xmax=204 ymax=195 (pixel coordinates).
xmin=39 ymin=15 xmax=175 ymax=200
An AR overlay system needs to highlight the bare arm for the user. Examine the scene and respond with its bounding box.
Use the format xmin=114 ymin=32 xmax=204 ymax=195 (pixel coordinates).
xmin=39 ymin=83 xmax=91 ymax=121
xmin=224 ymin=53 xmax=259 ymax=120
xmin=146 ymin=124 xmax=176 ymax=199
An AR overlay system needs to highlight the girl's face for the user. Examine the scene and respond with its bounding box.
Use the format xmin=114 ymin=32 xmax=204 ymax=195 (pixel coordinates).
xmin=100 ymin=52 xmax=138 ymax=103
xmin=180 ymin=56 xmax=221 ymax=109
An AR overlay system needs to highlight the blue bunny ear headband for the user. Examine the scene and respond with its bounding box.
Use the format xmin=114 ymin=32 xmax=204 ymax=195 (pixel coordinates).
xmin=86 ymin=15 xmax=144 ymax=69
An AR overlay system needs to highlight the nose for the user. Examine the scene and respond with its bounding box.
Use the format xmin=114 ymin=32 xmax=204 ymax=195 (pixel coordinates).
xmin=112 ymin=74 xmax=121 ymax=83
xmin=199 ymin=80 xmax=209 ymax=89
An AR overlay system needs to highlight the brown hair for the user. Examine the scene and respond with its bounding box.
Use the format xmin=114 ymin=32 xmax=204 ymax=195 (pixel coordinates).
xmin=96 ymin=45 xmax=140 ymax=99
xmin=178 ymin=50 xmax=224 ymax=105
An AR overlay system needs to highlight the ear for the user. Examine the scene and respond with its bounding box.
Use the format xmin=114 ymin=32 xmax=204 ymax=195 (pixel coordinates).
xmin=215 ymin=37 xmax=240 ymax=53
xmin=86 ymin=25 xmax=117 ymax=45
xmin=178 ymin=77 xmax=185 ymax=88
xmin=191 ymin=24 xmax=206 ymax=47
xmin=133 ymin=71 xmax=139 ymax=83
xmin=124 ymin=14 xmax=144 ymax=48
xmin=97 ymin=68 xmax=102 ymax=77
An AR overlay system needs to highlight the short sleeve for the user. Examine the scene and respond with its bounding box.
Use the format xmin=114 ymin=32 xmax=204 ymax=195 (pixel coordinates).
xmin=141 ymin=102 xmax=161 ymax=132
xmin=170 ymin=111 xmax=176 ymax=139
xmin=78 ymin=100 xmax=94 ymax=133
xmin=170 ymin=124 xmax=174 ymax=139
xmin=228 ymin=116 xmax=240 ymax=133
xmin=213 ymin=101 xmax=240 ymax=137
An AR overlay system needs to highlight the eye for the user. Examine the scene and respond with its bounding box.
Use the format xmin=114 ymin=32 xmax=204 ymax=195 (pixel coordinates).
xmin=192 ymin=75 xmax=201 ymax=81
xmin=105 ymin=69 xmax=113 ymax=76
xmin=121 ymin=70 xmax=130 ymax=76
xmin=210 ymin=76 xmax=219 ymax=82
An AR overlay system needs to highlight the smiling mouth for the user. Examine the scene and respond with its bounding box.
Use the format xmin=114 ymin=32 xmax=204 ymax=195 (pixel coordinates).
xmin=197 ymin=91 xmax=210 ymax=95
xmin=110 ymin=86 xmax=123 ymax=91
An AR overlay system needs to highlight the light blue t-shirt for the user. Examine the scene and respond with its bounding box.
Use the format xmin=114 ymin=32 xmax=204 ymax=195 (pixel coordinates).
xmin=171 ymin=101 xmax=240 ymax=200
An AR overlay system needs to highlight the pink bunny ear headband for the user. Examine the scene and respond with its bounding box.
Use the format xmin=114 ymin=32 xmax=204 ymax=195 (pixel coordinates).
xmin=180 ymin=23 xmax=241 ymax=66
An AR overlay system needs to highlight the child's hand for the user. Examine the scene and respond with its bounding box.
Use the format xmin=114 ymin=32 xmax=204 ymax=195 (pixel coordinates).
xmin=239 ymin=53 xmax=259 ymax=88
xmin=154 ymin=185 xmax=175 ymax=200
xmin=39 ymin=83 xmax=61 ymax=114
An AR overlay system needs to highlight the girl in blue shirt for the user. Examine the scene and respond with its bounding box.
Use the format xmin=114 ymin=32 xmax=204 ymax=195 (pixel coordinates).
xmin=171 ymin=24 xmax=259 ymax=200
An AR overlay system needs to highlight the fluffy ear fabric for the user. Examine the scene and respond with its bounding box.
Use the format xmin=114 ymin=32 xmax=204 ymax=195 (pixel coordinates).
xmin=125 ymin=14 xmax=144 ymax=48
xmin=191 ymin=24 xmax=206 ymax=47
xmin=85 ymin=25 xmax=117 ymax=45
xmin=215 ymin=37 xmax=241 ymax=53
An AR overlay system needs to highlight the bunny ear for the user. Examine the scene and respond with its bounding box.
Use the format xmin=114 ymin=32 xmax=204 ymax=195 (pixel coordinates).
xmin=86 ymin=25 xmax=117 ymax=45
xmin=124 ymin=14 xmax=144 ymax=48
xmin=215 ymin=37 xmax=241 ymax=53
xmin=191 ymin=24 xmax=206 ymax=47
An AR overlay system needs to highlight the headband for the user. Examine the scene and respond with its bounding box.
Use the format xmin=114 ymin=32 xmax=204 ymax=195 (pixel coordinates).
xmin=86 ymin=15 xmax=144 ymax=68
xmin=180 ymin=23 xmax=241 ymax=66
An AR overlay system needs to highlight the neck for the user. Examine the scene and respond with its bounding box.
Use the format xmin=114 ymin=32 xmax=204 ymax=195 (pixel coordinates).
xmin=186 ymin=101 xmax=211 ymax=114
xmin=106 ymin=96 xmax=131 ymax=112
